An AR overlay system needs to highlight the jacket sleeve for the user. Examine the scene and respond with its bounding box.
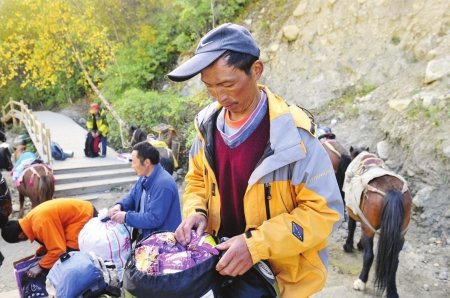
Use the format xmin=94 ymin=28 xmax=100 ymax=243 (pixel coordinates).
xmin=245 ymin=132 xmax=344 ymax=262
xmin=125 ymin=184 xmax=177 ymax=229
xmin=86 ymin=115 xmax=93 ymax=130
xmin=182 ymin=136 xmax=210 ymax=219
xmin=98 ymin=111 xmax=109 ymax=136
xmin=118 ymin=182 xmax=139 ymax=211
xmin=36 ymin=218 xmax=68 ymax=269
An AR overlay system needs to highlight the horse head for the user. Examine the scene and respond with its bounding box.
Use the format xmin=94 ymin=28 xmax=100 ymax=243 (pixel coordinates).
xmin=0 ymin=144 xmax=13 ymax=171
xmin=129 ymin=126 xmax=148 ymax=147
xmin=349 ymin=146 xmax=370 ymax=160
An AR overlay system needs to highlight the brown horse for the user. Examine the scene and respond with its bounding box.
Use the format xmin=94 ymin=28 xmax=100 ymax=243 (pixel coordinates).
xmin=342 ymin=146 xmax=412 ymax=298
xmin=318 ymin=128 xmax=352 ymax=209
xmin=0 ymin=173 xmax=12 ymax=227
xmin=8 ymin=146 xmax=55 ymax=218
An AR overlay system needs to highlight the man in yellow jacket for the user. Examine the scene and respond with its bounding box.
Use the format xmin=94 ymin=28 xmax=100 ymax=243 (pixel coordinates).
xmin=1 ymin=199 xmax=96 ymax=278
xmin=168 ymin=23 xmax=344 ymax=297
xmin=86 ymin=102 xmax=109 ymax=157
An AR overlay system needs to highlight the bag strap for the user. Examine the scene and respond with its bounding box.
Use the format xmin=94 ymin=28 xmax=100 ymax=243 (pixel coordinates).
xmin=59 ymin=252 xmax=71 ymax=262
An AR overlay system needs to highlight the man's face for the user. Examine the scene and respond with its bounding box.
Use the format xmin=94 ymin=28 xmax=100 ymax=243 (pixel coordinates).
xmin=131 ymin=150 xmax=149 ymax=176
xmin=201 ymin=56 xmax=263 ymax=120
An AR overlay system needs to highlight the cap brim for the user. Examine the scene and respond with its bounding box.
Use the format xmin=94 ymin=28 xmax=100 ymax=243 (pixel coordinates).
xmin=167 ymin=50 xmax=226 ymax=82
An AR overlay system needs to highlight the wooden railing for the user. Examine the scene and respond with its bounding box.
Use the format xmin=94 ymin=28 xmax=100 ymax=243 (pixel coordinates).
xmin=1 ymin=100 xmax=52 ymax=164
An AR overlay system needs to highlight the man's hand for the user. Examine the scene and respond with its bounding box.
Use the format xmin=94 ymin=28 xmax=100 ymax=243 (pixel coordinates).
xmin=174 ymin=213 xmax=207 ymax=245
xmin=111 ymin=211 xmax=126 ymax=224
xmin=27 ymin=264 xmax=43 ymax=278
xmin=215 ymin=235 xmax=253 ymax=276
xmin=108 ymin=204 xmax=121 ymax=217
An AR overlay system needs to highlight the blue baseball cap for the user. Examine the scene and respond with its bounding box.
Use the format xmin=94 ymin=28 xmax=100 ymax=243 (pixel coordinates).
xmin=167 ymin=23 xmax=260 ymax=82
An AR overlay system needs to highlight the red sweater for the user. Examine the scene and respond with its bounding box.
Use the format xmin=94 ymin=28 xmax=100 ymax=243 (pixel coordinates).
xmin=214 ymin=111 xmax=269 ymax=237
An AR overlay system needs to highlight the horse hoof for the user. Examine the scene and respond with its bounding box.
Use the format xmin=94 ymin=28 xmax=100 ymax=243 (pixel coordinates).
xmin=343 ymin=244 xmax=353 ymax=253
xmin=353 ymin=279 xmax=366 ymax=291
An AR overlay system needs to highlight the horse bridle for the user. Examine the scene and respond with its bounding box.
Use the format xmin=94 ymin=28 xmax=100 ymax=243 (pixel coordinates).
xmin=0 ymin=176 xmax=10 ymax=201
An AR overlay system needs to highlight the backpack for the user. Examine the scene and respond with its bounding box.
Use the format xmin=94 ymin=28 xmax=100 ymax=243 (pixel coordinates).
xmin=46 ymin=251 xmax=120 ymax=298
xmin=78 ymin=215 xmax=132 ymax=280
xmin=84 ymin=133 xmax=100 ymax=158
xmin=51 ymin=142 xmax=67 ymax=161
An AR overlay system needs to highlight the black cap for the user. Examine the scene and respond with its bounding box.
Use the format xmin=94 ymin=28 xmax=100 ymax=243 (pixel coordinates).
xmin=167 ymin=23 xmax=260 ymax=82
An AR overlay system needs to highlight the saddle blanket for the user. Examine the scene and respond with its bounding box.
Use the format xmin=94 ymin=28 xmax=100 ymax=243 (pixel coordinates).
xmin=343 ymin=151 xmax=406 ymax=217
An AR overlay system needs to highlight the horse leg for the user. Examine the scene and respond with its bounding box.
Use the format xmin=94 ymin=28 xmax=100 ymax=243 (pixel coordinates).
xmin=357 ymin=238 xmax=364 ymax=251
xmin=343 ymin=216 xmax=357 ymax=252
xmin=353 ymin=235 xmax=374 ymax=291
xmin=18 ymin=193 xmax=25 ymax=218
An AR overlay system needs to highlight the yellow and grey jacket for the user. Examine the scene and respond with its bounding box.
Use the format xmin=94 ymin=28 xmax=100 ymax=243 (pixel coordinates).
xmin=86 ymin=109 xmax=109 ymax=136
xmin=183 ymin=85 xmax=344 ymax=298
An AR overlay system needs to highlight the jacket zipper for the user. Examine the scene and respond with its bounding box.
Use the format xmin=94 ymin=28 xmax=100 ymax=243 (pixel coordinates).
xmin=264 ymin=183 xmax=271 ymax=220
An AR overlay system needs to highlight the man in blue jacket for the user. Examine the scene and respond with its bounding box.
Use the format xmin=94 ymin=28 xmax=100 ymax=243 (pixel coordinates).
xmin=108 ymin=141 xmax=181 ymax=241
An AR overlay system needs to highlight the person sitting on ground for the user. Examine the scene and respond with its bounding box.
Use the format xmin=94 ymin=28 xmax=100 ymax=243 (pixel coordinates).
xmin=1 ymin=198 xmax=97 ymax=278
xmin=108 ymin=141 xmax=181 ymax=242
xmin=86 ymin=102 xmax=109 ymax=158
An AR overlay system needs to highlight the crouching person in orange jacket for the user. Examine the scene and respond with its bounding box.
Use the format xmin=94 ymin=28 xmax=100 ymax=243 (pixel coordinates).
xmin=1 ymin=199 xmax=97 ymax=278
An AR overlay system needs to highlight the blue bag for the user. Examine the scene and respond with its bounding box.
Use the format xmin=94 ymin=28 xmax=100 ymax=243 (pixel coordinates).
xmin=50 ymin=142 xmax=67 ymax=161
xmin=47 ymin=251 xmax=120 ymax=298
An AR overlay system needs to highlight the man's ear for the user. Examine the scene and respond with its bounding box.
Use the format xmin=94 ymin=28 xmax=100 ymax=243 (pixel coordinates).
xmin=18 ymin=232 xmax=27 ymax=241
xmin=252 ymin=60 xmax=264 ymax=80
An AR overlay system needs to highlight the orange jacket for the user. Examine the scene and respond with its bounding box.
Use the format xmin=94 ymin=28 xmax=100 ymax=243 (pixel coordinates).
xmin=19 ymin=199 xmax=94 ymax=269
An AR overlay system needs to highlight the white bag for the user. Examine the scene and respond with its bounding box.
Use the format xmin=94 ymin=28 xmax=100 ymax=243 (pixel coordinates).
xmin=78 ymin=209 xmax=132 ymax=280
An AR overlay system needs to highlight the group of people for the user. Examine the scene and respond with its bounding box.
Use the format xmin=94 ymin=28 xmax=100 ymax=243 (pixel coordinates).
xmin=1 ymin=23 xmax=344 ymax=297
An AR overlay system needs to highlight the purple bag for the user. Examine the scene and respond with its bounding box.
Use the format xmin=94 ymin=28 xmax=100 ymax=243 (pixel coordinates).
xmin=13 ymin=255 xmax=48 ymax=298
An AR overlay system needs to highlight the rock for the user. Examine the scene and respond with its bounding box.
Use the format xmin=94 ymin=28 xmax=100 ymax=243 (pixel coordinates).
xmin=442 ymin=139 xmax=450 ymax=159
xmin=293 ymin=2 xmax=307 ymax=17
xmin=388 ymin=99 xmax=413 ymax=112
xmin=438 ymin=271 xmax=448 ymax=280
xmin=413 ymin=186 xmax=433 ymax=208
xmin=376 ymin=140 xmax=390 ymax=159
xmin=424 ymin=56 xmax=450 ymax=84
xmin=282 ymin=25 xmax=300 ymax=42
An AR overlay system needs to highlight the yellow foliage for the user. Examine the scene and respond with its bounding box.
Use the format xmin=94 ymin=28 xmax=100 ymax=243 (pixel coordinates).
xmin=0 ymin=0 xmax=115 ymax=91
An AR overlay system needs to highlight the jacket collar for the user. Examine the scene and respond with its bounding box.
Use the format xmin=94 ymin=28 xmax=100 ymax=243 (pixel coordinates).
xmin=140 ymin=163 xmax=163 ymax=190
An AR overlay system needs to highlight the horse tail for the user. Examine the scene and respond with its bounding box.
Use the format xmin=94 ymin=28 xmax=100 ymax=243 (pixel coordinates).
xmin=38 ymin=172 xmax=54 ymax=204
xmin=375 ymin=189 xmax=405 ymax=294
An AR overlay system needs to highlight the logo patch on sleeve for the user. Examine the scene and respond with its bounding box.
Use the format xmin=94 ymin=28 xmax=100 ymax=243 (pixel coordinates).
xmin=292 ymin=221 xmax=304 ymax=242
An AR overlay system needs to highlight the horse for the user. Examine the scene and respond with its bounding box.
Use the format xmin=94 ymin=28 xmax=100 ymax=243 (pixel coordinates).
xmin=3 ymin=146 xmax=55 ymax=218
xmin=0 ymin=122 xmax=6 ymax=142
xmin=317 ymin=127 xmax=352 ymax=209
xmin=128 ymin=126 xmax=148 ymax=147
xmin=342 ymin=146 xmax=412 ymax=298
xmin=128 ymin=126 xmax=177 ymax=175
xmin=0 ymin=172 xmax=12 ymax=227
xmin=0 ymin=144 xmax=14 ymax=171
